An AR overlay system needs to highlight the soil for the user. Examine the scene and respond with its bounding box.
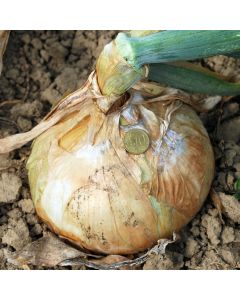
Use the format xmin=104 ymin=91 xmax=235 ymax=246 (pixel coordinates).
xmin=0 ymin=31 xmax=240 ymax=270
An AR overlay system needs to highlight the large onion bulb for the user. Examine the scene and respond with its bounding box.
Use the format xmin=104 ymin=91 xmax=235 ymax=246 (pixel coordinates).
xmin=27 ymin=77 xmax=214 ymax=255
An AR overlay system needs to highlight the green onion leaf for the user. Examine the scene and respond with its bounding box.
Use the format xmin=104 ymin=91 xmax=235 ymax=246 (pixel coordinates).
xmin=148 ymin=62 xmax=240 ymax=96
xmin=116 ymin=31 xmax=240 ymax=69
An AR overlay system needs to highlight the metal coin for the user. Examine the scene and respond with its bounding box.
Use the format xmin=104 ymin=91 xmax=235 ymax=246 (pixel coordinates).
xmin=123 ymin=129 xmax=150 ymax=154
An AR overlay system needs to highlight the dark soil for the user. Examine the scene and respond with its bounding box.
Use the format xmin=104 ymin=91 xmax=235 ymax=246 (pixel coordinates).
xmin=0 ymin=31 xmax=240 ymax=270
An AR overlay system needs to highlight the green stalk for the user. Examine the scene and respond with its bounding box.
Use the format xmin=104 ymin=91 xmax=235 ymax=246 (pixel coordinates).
xmin=116 ymin=31 xmax=240 ymax=69
xmin=148 ymin=62 xmax=240 ymax=96
xmin=97 ymin=30 xmax=240 ymax=99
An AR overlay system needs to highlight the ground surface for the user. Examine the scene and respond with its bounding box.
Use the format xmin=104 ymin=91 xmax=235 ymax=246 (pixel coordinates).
xmin=0 ymin=31 xmax=240 ymax=270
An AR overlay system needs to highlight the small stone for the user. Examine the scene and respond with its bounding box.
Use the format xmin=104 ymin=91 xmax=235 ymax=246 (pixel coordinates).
xmin=86 ymin=31 xmax=97 ymax=40
xmin=234 ymin=229 xmax=240 ymax=242
xmin=201 ymin=214 xmax=222 ymax=245
xmin=185 ymin=251 xmax=203 ymax=269
xmin=227 ymin=102 xmax=239 ymax=115
xmin=54 ymin=67 xmax=78 ymax=94
xmin=0 ymin=172 xmax=22 ymax=203
xmin=2 ymin=219 xmax=30 ymax=251
xmin=61 ymin=39 xmax=72 ymax=48
xmin=21 ymin=187 xmax=31 ymax=199
xmin=22 ymin=44 xmax=29 ymax=56
xmin=143 ymin=252 xmax=184 ymax=270
xmin=198 ymin=249 xmax=229 ymax=270
xmin=71 ymin=34 xmax=87 ymax=54
xmin=67 ymin=54 xmax=78 ymax=63
xmin=225 ymin=149 xmax=236 ymax=166
xmin=25 ymin=214 xmax=39 ymax=225
xmin=0 ymin=153 xmax=11 ymax=170
xmin=225 ymin=141 xmax=240 ymax=152
xmin=7 ymin=208 xmax=22 ymax=220
xmin=221 ymin=226 xmax=235 ymax=244
xmin=222 ymin=102 xmax=239 ymax=119
xmin=10 ymin=100 xmax=43 ymax=119
xmin=234 ymin=162 xmax=240 ymax=172
xmin=199 ymin=228 xmax=208 ymax=243
xmin=184 ymin=238 xmax=199 ymax=258
xmin=205 ymin=56 xmax=240 ymax=78
xmin=190 ymin=226 xmax=200 ymax=237
xmin=75 ymin=54 xmax=90 ymax=70
xmin=41 ymin=85 xmax=61 ymax=105
xmin=45 ymin=37 xmax=58 ymax=46
xmin=31 ymin=38 xmax=43 ymax=50
xmin=17 ymin=116 xmax=32 ymax=132
xmin=18 ymin=199 xmax=35 ymax=214
xmin=21 ymin=33 xmax=31 ymax=44
xmin=217 ymin=172 xmax=226 ymax=187
xmin=0 ymin=216 xmax=8 ymax=225
xmin=220 ymin=248 xmax=236 ymax=265
xmin=47 ymin=42 xmax=68 ymax=59
xmin=30 ymin=69 xmax=51 ymax=90
xmin=41 ymin=67 xmax=78 ymax=105
xmin=16 ymin=86 xmax=26 ymax=95
xmin=234 ymin=155 xmax=240 ymax=164
xmin=220 ymin=117 xmax=240 ymax=143
xmin=219 ymin=192 xmax=240 ymax=223
xmin=40 ymin=49 xmax=49 ymax=62
xmin=213 ymin=146 xmax=223 ymax=160
xmin=5 ymin=68 xmax=20 ymax=80
xmin=0 ymin=224 xmax=7 ymax=238
xmin=16 ymin=76 xmax=25 ymax=85
xmin=30 ymin=224 xmax=42 ymax=236
xmin=208 ymin=208 xmax=219 ymax=217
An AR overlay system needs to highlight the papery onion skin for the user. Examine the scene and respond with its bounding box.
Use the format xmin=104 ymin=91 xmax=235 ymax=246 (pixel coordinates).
xmin=27 ymin=92 xmax=214 ymax=255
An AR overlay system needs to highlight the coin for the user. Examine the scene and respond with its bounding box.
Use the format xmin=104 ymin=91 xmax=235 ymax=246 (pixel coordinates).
xmin=123 ymin=129 xmax=150 ymax=154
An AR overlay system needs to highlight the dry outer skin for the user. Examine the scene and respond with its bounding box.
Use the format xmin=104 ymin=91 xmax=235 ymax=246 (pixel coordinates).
xmin=26 ymin=94 xmax=214 ymax=254
xmin=0 ymin=31 xmax=240 ymax=269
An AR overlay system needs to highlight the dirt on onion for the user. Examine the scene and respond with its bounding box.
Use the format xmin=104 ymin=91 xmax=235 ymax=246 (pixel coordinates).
xmin=0 ymin=31 xmax=240 ymax=270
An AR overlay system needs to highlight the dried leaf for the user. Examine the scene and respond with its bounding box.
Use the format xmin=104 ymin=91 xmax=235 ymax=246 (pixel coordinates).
xmin=0 ymin=72 xmax=94 ymax=154
xmin=5 ymin=220 xmax=177 ymax=269
xmin=5 ymin=233 xmax=88 ymax=268
xmin=59 ymin=233 xmax=178 ymax=270
xmin=89 ymin=255 xmax=137 ymax=270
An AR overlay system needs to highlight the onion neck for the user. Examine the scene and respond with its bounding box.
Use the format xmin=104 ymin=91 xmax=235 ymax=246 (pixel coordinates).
xmin=95 ymin=30 xmax=161 ymax=112
xmin=96 ymin=40 xmax=145 ymax=97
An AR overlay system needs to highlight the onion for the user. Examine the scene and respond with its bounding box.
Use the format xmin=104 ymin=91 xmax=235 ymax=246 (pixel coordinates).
xmin=0 ymin=31 xmax=218 ymax=255
xmin=26 ymin=74 xmax=214 ymax=254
